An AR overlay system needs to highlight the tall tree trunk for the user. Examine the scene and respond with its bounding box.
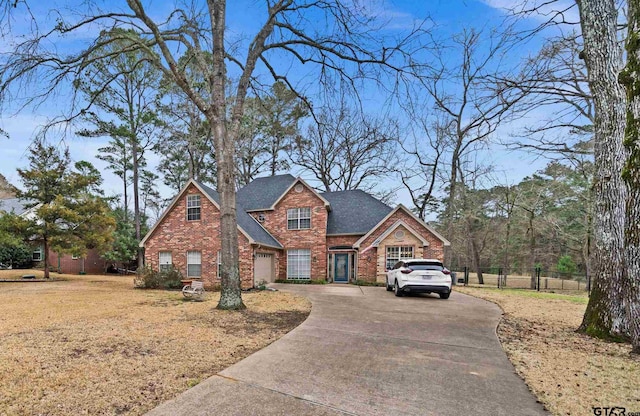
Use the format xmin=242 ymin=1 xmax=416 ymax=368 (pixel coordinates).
xmin=43 ymin=234 xmax=50 ymax=279
xmin=123 ymin=170 xmax=128 ymax=220
xmin=132 ymin=140 xmax=143 ymax=270
xmin=529 ymin=211 xmax=536 ymax=289
xmin=619 ymin=0 xmax=640 ymax=353
xmin=471 ymin=237 xmax=483 ymax=285
xmin=445 ymin=149 xmax=460 ymax=266
xmin=578 ymin=0 xmax=629 ymax=340
xmin=212 ymin=1 xmax=244 ymax=310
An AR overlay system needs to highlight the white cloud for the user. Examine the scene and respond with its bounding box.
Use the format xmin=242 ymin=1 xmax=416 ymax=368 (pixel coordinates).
xmin=480 ymin=0 xmax=580 ymax=24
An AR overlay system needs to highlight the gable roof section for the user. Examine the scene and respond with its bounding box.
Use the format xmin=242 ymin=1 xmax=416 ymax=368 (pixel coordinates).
xmin=369 ymin=220 xmax=430 ymax=247
xmin=196 ymin=182 xmax=282 ymax=249
xmin=0 ymin=198 xmax=28 ymax=216
xmin=320 ymin=190 xmax=393 ymax=235
xmin=237 ymin=174 xmax=297 ymax=211
xmin=140 ymin=180 xmax=282 ymax=249
xmin=238 ymin=174 xmax=330 ymax=211
xmin=354 ymin=204 xmax=450 ymax=248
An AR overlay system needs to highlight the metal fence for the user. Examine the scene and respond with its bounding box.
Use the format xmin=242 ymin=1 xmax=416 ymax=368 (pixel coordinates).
xmin=451 ymin=267 xmax=589 ymax=291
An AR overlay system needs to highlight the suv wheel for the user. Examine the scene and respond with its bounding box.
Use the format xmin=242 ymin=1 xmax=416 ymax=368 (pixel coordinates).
xmin=386 ymin=278 xmax=393 ymax=291
xmin=394 ymin=280 xmax=403 ymax=297
xmin=439 ymin=292 xmax=450 ymax=300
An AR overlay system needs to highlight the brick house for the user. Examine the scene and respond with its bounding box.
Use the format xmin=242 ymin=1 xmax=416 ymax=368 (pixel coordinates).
xmin=140 ymin=174 xmax=450 ymax=289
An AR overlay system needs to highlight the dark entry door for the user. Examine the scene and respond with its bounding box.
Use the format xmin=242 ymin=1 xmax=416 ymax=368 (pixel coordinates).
xmin=334 ymin=253 xmax=349 ymax=283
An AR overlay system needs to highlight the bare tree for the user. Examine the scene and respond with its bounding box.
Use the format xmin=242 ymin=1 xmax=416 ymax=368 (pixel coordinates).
xmin=422 ymin=27 xmax=533 ymax=260
xmin=292 ymin=103 xmax=398 ymax=192
xmin=505 ymin=32 xmax=594 ymax=157
xmin=1 ymin=0 xmax=428 ymax=309
xmin=397 ymin=107 xmax=448 ymax=220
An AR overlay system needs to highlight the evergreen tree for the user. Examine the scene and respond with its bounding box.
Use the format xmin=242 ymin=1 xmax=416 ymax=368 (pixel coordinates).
xmin=16 ymin=141 xmax=115 ymax=278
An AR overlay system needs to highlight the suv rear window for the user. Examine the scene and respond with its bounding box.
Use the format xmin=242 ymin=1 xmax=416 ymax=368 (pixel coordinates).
xmin=406 ymin=261 xmax=444 ymax=271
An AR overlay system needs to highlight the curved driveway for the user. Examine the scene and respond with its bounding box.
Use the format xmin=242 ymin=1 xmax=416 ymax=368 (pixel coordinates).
xmin=147 ymin=285 xmax=547 ymax=416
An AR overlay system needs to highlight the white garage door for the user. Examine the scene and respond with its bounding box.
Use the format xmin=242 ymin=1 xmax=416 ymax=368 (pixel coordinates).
xmin=255 ymin=253 xmax=275 ymax=283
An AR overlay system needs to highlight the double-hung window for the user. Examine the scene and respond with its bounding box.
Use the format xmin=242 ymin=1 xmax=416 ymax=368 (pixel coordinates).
xmin=187 ymin=195 xmax=201 ymax=221
xmin=187 ymin=251 xmax=202 ymax=277
xmin=159 ymin=251 xmax=172 ymax=272
xmin=287 ymin=207 xmax=311 ymax=230
xmin=287 ymin=249 xmax=311 ymax=280
xmin=386 ymin=246 xmax=414 ymax=271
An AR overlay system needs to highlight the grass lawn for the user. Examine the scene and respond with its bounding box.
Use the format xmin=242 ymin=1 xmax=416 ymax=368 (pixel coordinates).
xmin=0 ymin=270 xmax=310 ymax=415
xmin=456 ymin=286 xmax=640 ymax=416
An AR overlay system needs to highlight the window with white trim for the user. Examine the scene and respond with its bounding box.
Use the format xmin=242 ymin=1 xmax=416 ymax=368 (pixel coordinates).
xmin=287 ymin=207 xmax=311 ymax=230
xmin=386 ymin=246 xmax=414 ymax=271
xmin=186 ymin=195 xmax=201 ymax=221
xmin=287 ymin=249 xmax=311 ymax=280
xmin=217 ymin=250 xmax=222 ymax=279
xmin=71 ymin=254 xmax=79 ymax=260
xmin=159 ymin=251 xmax=172 ymax=272
xmin=187 ymin=251 xmax=202 ymax=277
xmin=32 ymin=248 xmax=42 ymax=261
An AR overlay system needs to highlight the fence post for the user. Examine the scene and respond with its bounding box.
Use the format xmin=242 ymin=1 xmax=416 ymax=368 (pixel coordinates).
xmin=464 ymin=266 xmax=469 ymax=286
xmin=536 ymin=267 xmax=541 ymax=292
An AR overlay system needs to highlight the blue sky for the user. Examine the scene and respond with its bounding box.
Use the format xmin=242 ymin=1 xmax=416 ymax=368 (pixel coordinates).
xmin=0 ymin=0 xmax=580 ymax=212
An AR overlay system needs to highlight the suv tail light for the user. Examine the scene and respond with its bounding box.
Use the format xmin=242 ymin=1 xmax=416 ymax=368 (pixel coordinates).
xmin=401 ymin=268 xmax=413 ymax=274
xmin=442 ymin=268 xmax=451 ymax=275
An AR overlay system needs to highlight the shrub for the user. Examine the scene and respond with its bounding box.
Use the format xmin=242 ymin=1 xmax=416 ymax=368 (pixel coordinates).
xmin=134 ymin=265 xmax=161 ymax=289
xmin=134 ymin=265 xmax=183 ymax=289
xmin=274 ymin=279 xmax=327 ymax=285
xmin=0 ymin=242 xmax=32 ymax=269
xmin=158 ymin=266 xmax=184 ymax=289
xmin=353 ymin=280 xmax=385 ymax=287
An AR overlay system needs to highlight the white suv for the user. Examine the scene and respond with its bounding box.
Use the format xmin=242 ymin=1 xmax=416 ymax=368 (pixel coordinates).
xmin=386 ymin=259 xmax=452 ymax=299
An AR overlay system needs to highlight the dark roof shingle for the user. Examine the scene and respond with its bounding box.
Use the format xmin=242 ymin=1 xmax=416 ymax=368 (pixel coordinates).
xmin=320 ymin=190 xmax=393 ymax=235
xmin=196 ymin=182 xmax=282 ymax=248
xmin=237 ymin=174 xmax=297 ymax=211
xmin=0 ymin=198 xmax=30 ymax=216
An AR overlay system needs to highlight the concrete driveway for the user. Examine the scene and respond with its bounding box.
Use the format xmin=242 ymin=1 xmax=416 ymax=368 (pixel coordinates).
xmin=147 ymin=285 xmax=547 ymax=416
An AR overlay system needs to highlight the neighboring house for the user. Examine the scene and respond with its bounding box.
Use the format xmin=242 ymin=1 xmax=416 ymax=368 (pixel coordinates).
xmin=0 ymin=197 xmax=105 ymax=274
xmin=141 ymin=174 xmax=450 ymax=289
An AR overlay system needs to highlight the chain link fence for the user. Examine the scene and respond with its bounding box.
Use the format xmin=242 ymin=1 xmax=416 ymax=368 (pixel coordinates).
xmin=451 ymin=267 xmax=589 ymax=291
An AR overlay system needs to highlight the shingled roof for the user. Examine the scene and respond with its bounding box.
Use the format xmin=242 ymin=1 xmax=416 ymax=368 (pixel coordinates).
xmin=0 ymin=198 xmax=31 ymax=216
xmin=320 ymin=190 xmax=393 ymax=235
xmin=236 ymin=174 xmax=297 ymax=211
xmin=196 ymin=181 xmax=283 ymax=249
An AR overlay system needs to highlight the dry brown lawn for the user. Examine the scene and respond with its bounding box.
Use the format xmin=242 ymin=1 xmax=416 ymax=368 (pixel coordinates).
xmin=0 ymin=270 xmax=310 ymax=416
xmin=456 ymin=286 xmax=640 ymax=416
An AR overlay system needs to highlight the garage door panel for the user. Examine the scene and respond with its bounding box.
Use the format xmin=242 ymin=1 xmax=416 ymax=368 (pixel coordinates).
xmin=255 ymin=253 xmax=275 ymax=283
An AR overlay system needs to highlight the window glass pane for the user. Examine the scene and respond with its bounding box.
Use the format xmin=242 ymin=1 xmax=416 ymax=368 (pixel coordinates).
xmin=299 ymin=218 xmax=311 ymax=229
xmin=187 ymin=251 xmax=201 ymax=277
xmin=217 ymin=250 xmax=222 ymax=279
xmin=287 ymin=219 xmax=298 ymax=229
xmin=187 ymin=195 xmax=201 ymax=220
xmin=287 ymin=209 xmax=298 ymax=220
xmin=287 ymin=249 xmax=311 ymax=280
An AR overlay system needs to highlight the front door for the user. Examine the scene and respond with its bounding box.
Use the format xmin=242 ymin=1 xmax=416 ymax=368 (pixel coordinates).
xmin=334 ymin=253 xmax=349 ymax=283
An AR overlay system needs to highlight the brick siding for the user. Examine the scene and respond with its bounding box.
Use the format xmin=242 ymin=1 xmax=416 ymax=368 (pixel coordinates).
xmin=356 ymin=209 xmax=445 ymax=282
xmin=144 ymin=183 xmax=254 ymax=289
xmin=250 ymin=182 xmax=328 ymax=280
xmin=48 ymin=249 xmax=105 ymax=274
